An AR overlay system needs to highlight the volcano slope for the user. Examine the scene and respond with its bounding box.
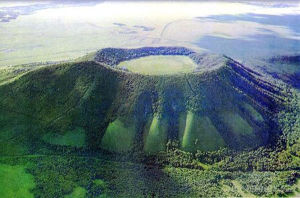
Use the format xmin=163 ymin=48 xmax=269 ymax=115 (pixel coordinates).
xmin=0 ymin=47 xmax=284 ymax=155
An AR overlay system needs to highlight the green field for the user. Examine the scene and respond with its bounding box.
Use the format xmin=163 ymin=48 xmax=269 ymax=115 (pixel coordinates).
xmin=181 ymin=112 xmax=225 ymax=152
xmin=221 ymin=111 xmax=254 ymax=136
xmin=0 ymin=164 xmax=35 ymax=198
xmin=144 ymin=115 xmax=168 ymax=154
xmin=101 ymin=118 xmax=136 ymax=153
xmin=117 ymin=55 xmax=197 ymax=75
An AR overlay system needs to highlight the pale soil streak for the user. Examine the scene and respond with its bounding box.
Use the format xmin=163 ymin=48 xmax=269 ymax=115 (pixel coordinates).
xmin=232 ymin=180 xmax=256 ymax=198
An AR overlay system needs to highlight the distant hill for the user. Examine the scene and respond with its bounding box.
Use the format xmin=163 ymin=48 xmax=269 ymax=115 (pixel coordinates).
xmin=0 ymin=47 xmax=285 ymax=155
xmin=249 ymin=54 xmax=300 ymax=89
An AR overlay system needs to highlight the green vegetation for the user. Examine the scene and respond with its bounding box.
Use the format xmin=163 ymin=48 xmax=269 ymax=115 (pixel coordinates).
xmin=0 ymin=49 xmax=279 ymax=155
xmin=0 ymin=64 xmax=46 ymax=85
xmin=242 ymin=103 xmax=264 ymax=122
xmin=221 ymin=111 xmax=254 ymax=136
xmin=293 ymin=179 xmax=300 ymax=197
xmin=144 ymin=115 xmax=168 ymax=154
xmin=117 ymin=55 xmax=196 ymax=75
xmin=181 ymin=112 xmax=225 ymax=152
xmin=0 ymin=154 xmax=298 ymax=198
xmin=264 ymin=55 xmax=300 ymax=88
xmin=0 ymin=47 xmax=299 ymax=197
xmin=42 ymin=127 xmax=86 ymax=148
xmin=0 ymin=163 xmax=35 ymax=198
xmin=230 ymin=180 xmax=255 ymax=197
xmin=101 ymin=119 xmax=136 ymax=152
xmin=65 ymin=187 xmax=87 ymax=198
xmin=74 ymin=52 xmax=97 ymax=63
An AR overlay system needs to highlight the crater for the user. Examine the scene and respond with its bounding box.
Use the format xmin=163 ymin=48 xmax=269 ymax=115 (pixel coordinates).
xmin=94 ymin=46 xmax=227 ymax=75
xmin=117 ymin=55 xmax=197 ymax=75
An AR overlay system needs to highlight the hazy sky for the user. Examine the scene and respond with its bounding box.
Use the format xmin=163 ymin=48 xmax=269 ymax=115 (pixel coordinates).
xmin=0 ymin=1 xmax=300 ymax=66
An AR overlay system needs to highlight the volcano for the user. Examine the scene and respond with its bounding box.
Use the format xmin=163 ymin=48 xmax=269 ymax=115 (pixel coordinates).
xmin=0 ymin=47 xmax=284 ymax=155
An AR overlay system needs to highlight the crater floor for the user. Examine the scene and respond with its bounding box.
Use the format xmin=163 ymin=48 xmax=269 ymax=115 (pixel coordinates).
xmin=116 ymin=55 xmax=197 ymax=75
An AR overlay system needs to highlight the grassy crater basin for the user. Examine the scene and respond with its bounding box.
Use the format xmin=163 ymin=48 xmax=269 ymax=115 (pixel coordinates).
xmin=116 ymin=55 xmax=197 ymax=75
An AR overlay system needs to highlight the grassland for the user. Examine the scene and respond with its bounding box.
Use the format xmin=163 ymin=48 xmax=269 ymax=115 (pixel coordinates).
xmin=0 ymin=64 xmax=44 ymax=85
xmin=101 ymin=119 xmax=136 ymax=153
xmin=181 ymin=112 xmax=225 ymax=152
xmin=144 ymin=115 xmax=168 ymax=154
xmin=0 ymin=163 xmax=35 ymax=198
xmin=117 ymin=55 xmax=197 ymax=75
xmin=221 ymin=111 xmax=254 ymax=136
